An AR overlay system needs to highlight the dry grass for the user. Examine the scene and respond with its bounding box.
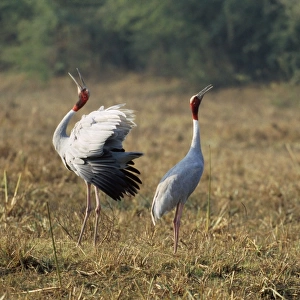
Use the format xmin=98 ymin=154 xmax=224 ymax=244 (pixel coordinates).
xmin=0 ymin=73 xmax=300 ymax=299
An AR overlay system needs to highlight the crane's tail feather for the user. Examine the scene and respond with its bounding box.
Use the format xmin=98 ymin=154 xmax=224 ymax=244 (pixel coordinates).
xmin=122 ymin=169 xmax=142 ymax=185
xmin=125 ymin=165 xmax=141 ymax=175
xmin=121 ymin=171 xmax=141 ymax=191
xmin=87 ymin=151 xmax=143 ymax=201
xmin=92 ymin=172 xmax=128 ymax=200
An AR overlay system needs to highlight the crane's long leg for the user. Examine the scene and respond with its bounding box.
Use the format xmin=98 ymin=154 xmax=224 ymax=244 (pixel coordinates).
xmin=77 ymin=182 xmax=92 ymax=246
xmin=173 ymin=202 xmax=185 ymax=254
xmin=93 ymin=186 xmax=101 ymax=246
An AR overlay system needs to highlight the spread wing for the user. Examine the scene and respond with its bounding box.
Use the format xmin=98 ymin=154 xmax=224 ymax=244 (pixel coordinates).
xmin=61 ymin=103 xmax=142 ymax=200
xmin=64 ymin=104 xmax=136 ymax=167
xmin=70 ymin=104 xmax=135 ymax=155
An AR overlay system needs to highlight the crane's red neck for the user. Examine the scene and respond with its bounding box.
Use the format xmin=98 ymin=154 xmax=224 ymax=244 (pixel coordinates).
xmin=190 ymin=96 xmax=201 ymax=120
xmin=72 ymin=89 xmax=90 ymax=111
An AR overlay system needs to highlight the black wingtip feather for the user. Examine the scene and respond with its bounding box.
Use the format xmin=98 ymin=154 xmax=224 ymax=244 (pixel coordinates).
xmin=126 ymin=165 xmax=141 ymax=175
xmin=85 ymin=152 xmax=143 ymax=201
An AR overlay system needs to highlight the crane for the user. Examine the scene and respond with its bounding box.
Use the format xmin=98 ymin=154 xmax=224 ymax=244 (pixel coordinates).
xmin=53 ymin=69 xmax=143 ymax=246
xmin=151 ymin=85 xmax=213 ymax=253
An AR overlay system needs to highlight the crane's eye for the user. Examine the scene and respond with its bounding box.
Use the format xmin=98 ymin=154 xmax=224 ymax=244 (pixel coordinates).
xmin=192 ymin=98 xmax=198 ymax=106
xmin=80 ymin=90 xmax=89 ymax=101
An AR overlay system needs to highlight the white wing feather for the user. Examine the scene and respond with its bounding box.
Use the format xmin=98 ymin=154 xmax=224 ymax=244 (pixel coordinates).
xmin=64 ymin=104 xmax=136 ymax=171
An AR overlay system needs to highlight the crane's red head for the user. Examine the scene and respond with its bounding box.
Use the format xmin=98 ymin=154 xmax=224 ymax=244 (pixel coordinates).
xmin=69 ymin=68 xmax=90 ymax=112
xmin=190 ymin=84 xmax=213 ymax=120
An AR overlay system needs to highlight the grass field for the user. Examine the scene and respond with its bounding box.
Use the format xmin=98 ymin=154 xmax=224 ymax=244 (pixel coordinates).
xmin=0 ymin=73 xmax=300 ymax=299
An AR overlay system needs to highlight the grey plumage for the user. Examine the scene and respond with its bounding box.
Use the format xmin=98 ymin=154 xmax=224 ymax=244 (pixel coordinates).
xmin=151 ymin=85 xmax=213 ymax=253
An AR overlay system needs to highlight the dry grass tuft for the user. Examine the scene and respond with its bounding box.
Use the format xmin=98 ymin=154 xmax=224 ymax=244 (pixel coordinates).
xmin=0 ymin=74 xmax=300 ymax=299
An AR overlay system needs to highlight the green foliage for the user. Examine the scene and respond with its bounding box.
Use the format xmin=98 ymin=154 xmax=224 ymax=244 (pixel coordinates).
xmin=1 ymin=0 xmax=300 ymax=84
xmin=268 ymin=0 xmax=300 ymax=83
xmin=0 ymin=0 xmax=58 ymax=79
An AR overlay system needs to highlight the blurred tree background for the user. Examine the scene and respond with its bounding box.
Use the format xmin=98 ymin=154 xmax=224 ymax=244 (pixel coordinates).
xmin=1 ymin=0 xmax=300 ymax=85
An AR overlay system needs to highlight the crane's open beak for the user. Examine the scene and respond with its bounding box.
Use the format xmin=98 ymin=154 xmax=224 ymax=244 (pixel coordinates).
xmin=68 ymin=68 xmax=88 ymax=92
xmin=196 ymin=84 xmax=213 ymax=99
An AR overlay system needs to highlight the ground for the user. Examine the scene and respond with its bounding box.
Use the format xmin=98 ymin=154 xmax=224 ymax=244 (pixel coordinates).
xmin=0 ymin=73 xmax=300 ymax=299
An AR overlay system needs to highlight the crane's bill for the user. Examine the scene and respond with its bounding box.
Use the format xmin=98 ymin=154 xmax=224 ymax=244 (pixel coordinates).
xmin=76 ymin=68 xmax=87 ymax=87
xmin=68 ymin=68 xmax=86 ymax=90
xmin=68 ymin=71 xmax=82 ymax=89
xmin=197 ymin=84 xmax=213 ymax=98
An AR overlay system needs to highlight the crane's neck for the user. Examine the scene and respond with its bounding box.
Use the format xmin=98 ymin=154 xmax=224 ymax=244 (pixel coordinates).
xmin=189 ymin=119 xmax=202 ymax=156
xmin=53 ymin=109 xmax=76 ymax=152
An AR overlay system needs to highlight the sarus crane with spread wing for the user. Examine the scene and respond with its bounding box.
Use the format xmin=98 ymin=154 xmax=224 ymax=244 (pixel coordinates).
xmin=53 ymin=69 xmax=143 ymax=246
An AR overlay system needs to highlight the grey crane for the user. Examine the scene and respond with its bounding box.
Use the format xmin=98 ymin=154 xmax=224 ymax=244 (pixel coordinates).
xmin=53 ymin=69 xmax=143 ymax=246
xmin=151 ymin=85 xmax=213 ymax=253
